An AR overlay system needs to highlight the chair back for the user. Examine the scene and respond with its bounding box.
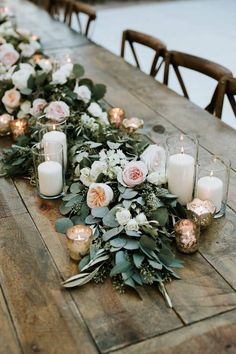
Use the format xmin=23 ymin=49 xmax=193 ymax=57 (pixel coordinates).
xmin=164 ymin=50 xmax=232 ymax=114
xmin=64 ymin=0 xmax=96 ymax=37
xmin=121 ymin=29 xmax=167 ymax=78
xmin=215 ymin=76 xmax=236 ymax=118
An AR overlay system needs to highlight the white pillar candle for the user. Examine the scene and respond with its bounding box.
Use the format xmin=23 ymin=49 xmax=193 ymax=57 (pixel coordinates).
xmin=197 ymin=175 xmax=223 ymax=212
xmin=43 ymin=131 xmax=67 ymax=167
xmin=38 ymin=161 xmax=63 ymax=197
xmin=167 ymin=153 xmax=195 ymax=205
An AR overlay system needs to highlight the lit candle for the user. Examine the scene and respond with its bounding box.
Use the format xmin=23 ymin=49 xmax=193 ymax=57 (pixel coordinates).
xmin=197 ymin=172 xmax=223 ymax=212
xmin=43 ymin=131 xmax=67 ymax=167
xmin=66 ymin=225 xmax=93 ymax=261
xmin=38 ymin=160 xmax=63 ymax=197
xmin=0 ymin=114 xmax=13 ymax=136
xmin=9 ymin=118 xmax=28 ymax=141
xmin=174 ymin=219 xmax=200 ymax=254
xmin=167 ymin=149 xmax=195 ymax=205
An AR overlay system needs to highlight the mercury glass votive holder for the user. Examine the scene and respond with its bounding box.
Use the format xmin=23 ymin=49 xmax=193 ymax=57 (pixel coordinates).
xmin=122 ymin=117 xmax=144 ymax=132
xmin=108 ymin=107 xmax=125 ymax=128
xmin=174 ymin=219 xmax=200 ymax=254
xmin=187 ymin=198 xmax=215 ymax=229
xmin=0 ymin=114 xmax=13 ymax=136
xmin=32 ymin=141 xmax=65 ymax=199
xmin=66 ymin=225 xmax=93 ymax=261
xmin=9 ymin=118 xmax=28 ymax=141
xmin=166 ymin=134 xmax=198 ymax=206
xmin=195 ymin=155 xmax=230 ymax=218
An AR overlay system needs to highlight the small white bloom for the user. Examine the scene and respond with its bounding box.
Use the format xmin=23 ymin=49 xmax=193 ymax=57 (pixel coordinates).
xmin=80 ymin=167 xmax=95 ymax=187
xmin=116 ymin=208 xmax=131 ymax=226
xmin=140 ymin=144 xmax=166 ymax=173
xmin=90 ymin=161 xmax=108 ymax=180
xmin=20 ymin=100 xmax=31 ymax=114
xmin=147 ymin=171 xmax=166 ymax=186
xmin=136 ymin=212 xmax=147 ymax=225
xmin=125 ymin=218 xmax=139 ymax=231
xmin=38 ymin=59 xmax=52 ymax=73
xmin=90 ymin=122 xmax=99 ymax=132
xmin=87 ymin=102 xmax=103 ymax=118
xmin=74 ymin=83 xmax=91 ymax=103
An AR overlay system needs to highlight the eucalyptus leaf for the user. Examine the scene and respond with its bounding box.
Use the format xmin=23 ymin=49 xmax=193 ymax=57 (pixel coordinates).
xmin=115 ymin=250 xmax=126 ymax=264
xmin=79 ymin=255 xmax=90 ymax=271
xmin=71 ymin=215 xmax=84 ymax=225
xmin=55 ymin=218 xmax=73 ymax=234
xmin=102 ymin=211 xmax=119 ymax=228
xmin=124 ymin=240 xmax=139 ymax=250
xmin=121 ymin=189 xmax=138 ymax=200
xmin=91 ymin=207 xmax=109 ymax=218
xmin=107 ymin=141 xmax=121 ymax=149
xmin=133 ymin=253 xmax=145 ymax=268
xmin=73 ymin=63 xmax=85 ymax=78
xmin=140 ymin=235 xmax=156 ymax=250
xmin=110 ymin=237 xmax=127 ymax=248
xmin=102 ymin=226 xmax=123 ymax=241
xmin=63 ymin=267 xmax=100 ymax=288
xmin=92 ymin=83 xmax=106 ymax=100
xmin=110 ymin=261 xmax=131 ymax=277
xmin=59 ymin=203 xmax=72 ymax=216
xmin=85 ymin=214 xmax=99 ymax=225
xmin=148 ymin=259 xmax=163 ymax=270
xmin=70 ymin=182 xmax=82 ymax=194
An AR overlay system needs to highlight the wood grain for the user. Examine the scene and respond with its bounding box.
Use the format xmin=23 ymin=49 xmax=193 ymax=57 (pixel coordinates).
xmin=0 ymin=213 xmax=97 ymax=354
xmin=114 ymin=309 xmax=236 ymax=354
xmin=0 ymin=178 xmax=26 ymax=219
xmin=0 ymin=288 xmax=21 ymax=354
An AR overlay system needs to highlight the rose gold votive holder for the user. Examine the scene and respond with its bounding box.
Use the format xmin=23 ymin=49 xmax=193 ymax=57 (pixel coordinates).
xmin=9 ymin=118 xmax=28 ymax=141
xmin=66 ymin=225 xmax=93 ymax=261
xmin=108 ymin=107 xmax=125 ymax=128
xmin=0 ymin=114 xmax=14 ymax=136
xmin=122 ymin=117 xmax=144 ymax=133
xmin=174 ymin=219 xmax=200 ymax=254
xmin=187 ymin=198 xmax=215 ymax=229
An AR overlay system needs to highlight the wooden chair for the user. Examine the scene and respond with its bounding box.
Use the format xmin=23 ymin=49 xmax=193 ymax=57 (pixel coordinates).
xmin=63 ymin=0 xmax=96 ymax=37
xmin=215 ymin=76 xmax=236 ymax=119
xmin=121 ymin=29 xmax=167 ymax=78
xmin=163 ymin=51 xmax=233 ymax=114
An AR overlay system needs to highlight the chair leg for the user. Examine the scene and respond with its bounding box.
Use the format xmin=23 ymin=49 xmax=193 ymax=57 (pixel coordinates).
xmin=173 ymin=66 xmax=189 ymax=99
xmin=85 ymin=18 xmax=92 ymax=37
xmin=129 ymin=41 xmax=140 ymax=69
xmin=120 ymin=32 xmax=126 ymax=58
xmin=163 ymin=54 xmax=170 ymax=85
xmin=228 ymin=94 xmax=236 ymax=117
xmin=150 ymin=52 xmax=160 ymax=77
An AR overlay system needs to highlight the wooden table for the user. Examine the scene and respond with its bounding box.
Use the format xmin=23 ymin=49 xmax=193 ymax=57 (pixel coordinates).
xmin=1 ymin=1 xmax=236 ymax=353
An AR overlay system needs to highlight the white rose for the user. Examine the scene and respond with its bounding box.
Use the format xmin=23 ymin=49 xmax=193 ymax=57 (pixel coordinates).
xmin=125 ymin=218 xmax=139 ymax=231
xmin=74 ymin=83 xmax=91 ymax=103
xmin=147 ymin=171 xmax=166 ymax=186
xmin=19 ymin=63 xmax=35 ymax=74
xmin=87 ymin=183 xmax=114 ymax=208
xmin=52 ymin=69 xmax=67 ymax=85
xmin=87 ymin=102 xmax=103 ymax=118
xmin=38 ymin=59 xmax=52 ymax=73
xmin=140 ymin=144 xmax=166 ymax=173
xmin=116 ymin=208 xmax=131 ymax=226
xmin=0 ymin=43 xmax=19 ymax=67
xmin=30 ymin=98 xmax=47 ymax=118
xmin=60 ymin=63 xmax=73 ymax=76
xmin=80 ymin=167 xmax=95 ymax=187
xmin=44 ymin=101 xmax=70 ymax=121
xmin=136 ymin=213 xmax=147 ymax=225
xmin=100 ymin=111 xmax=109 ymax=125
xmin=2 ymin=88 xmax=21 ymax=109
xmin=90 ymin=161 xmax=108 ymax=180
xmin=20 ymin=100 xmax=31 ymax=114
xmin=12 ymin=65 xmax=35 ymax=90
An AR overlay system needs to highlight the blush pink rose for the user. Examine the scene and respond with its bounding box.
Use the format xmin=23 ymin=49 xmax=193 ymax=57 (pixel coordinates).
xmin=30 ymin=98 xmax=47 ymax=117
xmin=0 ymin=43 xmax=19 ymax=67
xmin=122 ymin=161 xmax=148 ymax=187
xmin=44 ymin=101 xmax=70 ymax=121
xmin=87 ymin=183 xmax=114 ymax=209
xmin=2 ymin=88 xmax=21 ymax=110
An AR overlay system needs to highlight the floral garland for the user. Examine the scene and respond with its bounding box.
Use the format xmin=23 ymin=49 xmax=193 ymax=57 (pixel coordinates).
xmin=0 ymin=12 xmax=187 ymax=307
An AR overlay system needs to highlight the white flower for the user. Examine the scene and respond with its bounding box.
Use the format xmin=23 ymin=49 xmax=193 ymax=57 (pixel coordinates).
xmin=19 ymin=40 xmax=40 ymax=57
xmin=12 ymin=65 xmax=35 ymax=90
xmin=20 ymin=100 xmax=31 ymax=114
xmin=140 ymin=144 xmax=166 ymax=173
xmin=44 ymin=101 xmax=70 ymax=121
xmin=74 ymin=83 xmax=91 ymax=103
xmin=52 ymin=69 xmax=67 ymax=85
xmin=76 ymin=151 xmax=89 ymax=163
xmin=38 ymin=59 xmax=52 ymax=73
xmin=116 ymin=208 xmax=131 ymax=226
xmin=2 ymin=88 xmax=21 ymax=109
xmin=125 ymin=218 xmax=139 ymax=231
xmin=136 ymin=212 xmax=147 ymax=225
xmin=60 ymin=63 xmax=73 ymax=76
xmin=100 ymin=111 xmax=109 ymax=125
xmin=74 ymin=164 xmax=80 ymax=177
xmin=30 ymin=98 xmax=47 ymax=118
xmin=80 ymin=167 xmax=95 ymax=187
xmin=90 ymin=161 xmax=108 ymax=180
xmin=87 ymin=102 xmax=103 ymax=118
xmin=147 ymin=171 xmax=166 ymax=186
xmin=0 ymin=43 xmax=19 ymax=68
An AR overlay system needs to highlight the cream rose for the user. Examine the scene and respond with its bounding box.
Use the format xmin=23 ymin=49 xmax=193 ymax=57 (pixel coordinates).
xmin=90 ymin=161 xmax=108 ymax=180
xmin=80 ymin=167 xmax=94 ymax=187
xmin=12 ymin=64 xmax=35 ymax=90
xmin=87 ymin=102 xmax=103 ymax=117
xmin=74 ymin=83 xmax=91 ymax=103
xmin=0 ymin=43 xmax=19 ymax=67
xmin=122 ymin=161 xmax=148 ymax=187
xmin=52 ymin=63 xmax=73 ymax=85
xmin=116 ymin=208 xmax=131 ymax=226
xmin=140 ymin=144 xmax=166 ymax=173
xmin=87 ymin=183 xmax=114 ymax=209
xmin=147 ymin=171 xmax=166 ymax=186
xmin=2 ymin=88 xmax=21 ymax=109
xmin=44 ymin=101 xmax=70 ymax=121
xmin=30 ymin=98 xmax=47 ymax=118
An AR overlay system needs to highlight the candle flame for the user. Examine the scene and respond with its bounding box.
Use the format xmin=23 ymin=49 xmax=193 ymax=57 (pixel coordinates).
xmin=210 ymin=171 xmax=214 ymax=177
xmin=52 ymin=124 xmax=56 ymax=130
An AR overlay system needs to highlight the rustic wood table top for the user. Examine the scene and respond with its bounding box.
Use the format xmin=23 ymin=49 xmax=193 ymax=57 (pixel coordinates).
xmin=1 ymin=1 xmax=236 ymax=354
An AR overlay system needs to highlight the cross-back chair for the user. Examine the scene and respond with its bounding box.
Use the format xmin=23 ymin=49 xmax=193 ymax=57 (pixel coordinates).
xmin=63 ymin=0 xmax=96 ymax=37
xmin=215 ymin=76 xmax=236 ymax=119
xmin=163 ymin=50 xmax=233 ymax=114
xmin=121 ymin=29 xmax=167 ymax=79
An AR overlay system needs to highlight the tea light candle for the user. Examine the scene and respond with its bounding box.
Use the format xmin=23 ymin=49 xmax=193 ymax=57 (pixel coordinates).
xmin=174 ymin=219 xmax=200 ymax=254
xmin=108 ymin=107 xmax=125 ymax=128
xmin=167 ymin=153 xmax=195 ymax=205
xmin=187 ymin=198 xmax=215 ymax=228
xmin=9 ymin=118 xmax=28 ymax=141
xmin=122 ymin=117 xmax=144 ymax=132
xmin=197 ymin=173 xmax=223 ymax=212
xmin=38 ymin=160 xmax=63 ymax=197
xmin=66 ymin=225 xmax=93 ymax=261
xmin=43 ymin=131 xmax=67 ymax=167
xmin=0 ymin=114 xmax=13 ymax=136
